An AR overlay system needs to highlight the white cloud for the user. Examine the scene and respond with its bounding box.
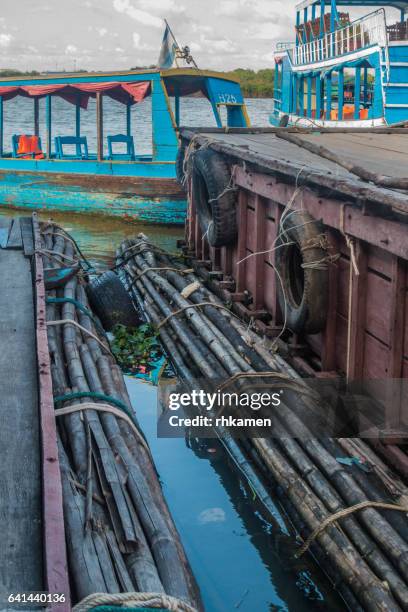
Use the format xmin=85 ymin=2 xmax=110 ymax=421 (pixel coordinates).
xmin=97 ymin=27 xmax=108 ymax=36
xmin=65 ymin=44 xmax=78 ymax=54
xmin=113 ymin=0 xmax=162 ymax=28
xmin=139 ymin=0 xmax=186 ymax=13
xmin=0 ymin=34 xmax=12 ymax=48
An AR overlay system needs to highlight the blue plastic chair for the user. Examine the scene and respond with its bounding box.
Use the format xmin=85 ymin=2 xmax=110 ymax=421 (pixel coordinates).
xmin=107 ymin=134 xmax=135 ymax=160
xmin=55 ymin=136 xmax=89 ymax=160
xmin=12 ymin=134 xmax=43 ymax=158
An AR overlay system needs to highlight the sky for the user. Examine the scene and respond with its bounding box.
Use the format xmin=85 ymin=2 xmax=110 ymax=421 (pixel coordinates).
xmin=0 ymin=1 xmax=401 ymax=73
xmin=0 ymin=0 xmax=299 ymax=72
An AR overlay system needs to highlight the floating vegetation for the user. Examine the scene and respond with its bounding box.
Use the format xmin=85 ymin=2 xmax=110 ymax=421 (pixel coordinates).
xmin=111 ymin=323 xmax=162 ymax=375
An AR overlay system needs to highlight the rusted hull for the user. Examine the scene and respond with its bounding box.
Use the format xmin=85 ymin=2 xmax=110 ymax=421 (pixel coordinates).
xmin=0 ymin=169 xmax=186 ymax=224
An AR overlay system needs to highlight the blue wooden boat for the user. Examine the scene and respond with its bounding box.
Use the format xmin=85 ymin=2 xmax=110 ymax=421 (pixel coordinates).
xmin=271 ymin=0 xmax=408 ymax=127
xmin=0 ymin=68 xmax=249 ymax=224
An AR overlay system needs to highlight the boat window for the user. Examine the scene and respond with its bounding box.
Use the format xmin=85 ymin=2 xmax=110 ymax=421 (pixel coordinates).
xmin=168 ymin=96 xmax=220 ymax=127
xmin=3 ymin=97 xmax=37 ymax=157
xmin=3 ymin=93 xmax=153 ymax=160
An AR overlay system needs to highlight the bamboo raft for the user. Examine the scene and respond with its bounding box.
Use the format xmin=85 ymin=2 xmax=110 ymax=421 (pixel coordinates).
xmin=117 ymin=234 xmax=408 ymax=612
xmin=38 ymin=222 xmax=202 ymax=612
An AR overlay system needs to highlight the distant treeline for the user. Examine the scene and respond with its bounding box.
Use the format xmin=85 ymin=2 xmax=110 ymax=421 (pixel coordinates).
xmin=225 ymin=69 xmax=274 ymax=98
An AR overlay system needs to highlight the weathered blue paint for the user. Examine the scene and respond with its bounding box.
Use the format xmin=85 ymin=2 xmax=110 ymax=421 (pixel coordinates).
xmin=338 ymin=68 xmax=344 ymax=119
xmin=46 ymin=95 xmax=52 ymax=157
xmin=306 ymin=75 xmax=312 ymax=117
xmin=0 ymin=158 xmax=176 ymax=177
xmin=0 ymin=170 xmax=186 ymax=223
xmin=315 ymin=76 xmax=321 ymax=118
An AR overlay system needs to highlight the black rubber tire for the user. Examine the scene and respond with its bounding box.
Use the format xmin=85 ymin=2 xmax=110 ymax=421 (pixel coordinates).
xmin=192 ymin=148 xmax=237 ymax=247
xmin=86 ymin=271 xmax=141 ymax=331
xmin=275 ymin=211 xmax=328 ymax=335
xmin=175 ymin=143 xmax=187 ymax=192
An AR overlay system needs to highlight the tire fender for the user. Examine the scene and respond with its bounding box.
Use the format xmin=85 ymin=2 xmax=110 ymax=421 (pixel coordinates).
xmin=192 ymin=148 xmax=237 ymax=247
xmin=275 ymin=210 xmax=329 ymax=335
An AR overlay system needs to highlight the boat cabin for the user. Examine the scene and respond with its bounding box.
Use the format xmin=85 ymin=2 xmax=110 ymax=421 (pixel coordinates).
xmin=0 ymin=67 xmax=248 ymax=169
xmin=0 ymin=68 xmax=249 ymax=222
xmin=272 ymin=0 xmax=408 ymax=126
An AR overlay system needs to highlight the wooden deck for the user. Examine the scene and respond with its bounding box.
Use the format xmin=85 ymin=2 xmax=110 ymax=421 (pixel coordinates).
xmin=0 ymin=219 xmax=43 ymax=608
xmin=181 ymin=127 xmax=408 ymax=222
xmin=0 ymin=217 xmax=69 ymax=611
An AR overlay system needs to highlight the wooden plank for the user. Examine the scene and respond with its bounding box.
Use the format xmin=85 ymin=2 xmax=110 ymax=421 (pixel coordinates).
xmin=252 ymin=194 xmax=265 ymax=310
xmin=389 ymin=256 xmax=406 ymax=378
xmin=385 ymin=256 xmax=406 ymax=431
xmin=234 ymin=169 xmax=408 ymax=260
xmin=19 ymin=217 xmax=34 ymax=257
xmin=0 ymin=217 xmax=12 ymax=248
xmin=0 ymin=249 xmax=43 ymax=603
xmin=6 ymin=218 xmax=23 ymax=250
xmin=187 ymin=131 xmax=408 ymax=217
xmin=347 ymin=241 xmax=368 ymax=380
xmin=32 ymin=214 xmax=71 ymax=611
xmin=321 ymin=231 xmax=339 ymax=371
xmin=235 ymin=190 xmax=248 ymax=293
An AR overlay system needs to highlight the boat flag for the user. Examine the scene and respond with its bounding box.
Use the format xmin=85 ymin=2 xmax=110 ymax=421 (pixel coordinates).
xmin=157 ymin=23 xmax=177 ymax=69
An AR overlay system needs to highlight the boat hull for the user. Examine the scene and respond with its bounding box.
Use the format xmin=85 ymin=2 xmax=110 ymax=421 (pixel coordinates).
xmin=0 ymin=168 xmax=186 ymax=224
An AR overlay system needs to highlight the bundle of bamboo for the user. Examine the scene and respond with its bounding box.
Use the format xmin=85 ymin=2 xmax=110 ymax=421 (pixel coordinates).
xmin=117 ymin=233 xmax=408 ymax=611
xmin=39 ymin=222 xmax=202 ymax=611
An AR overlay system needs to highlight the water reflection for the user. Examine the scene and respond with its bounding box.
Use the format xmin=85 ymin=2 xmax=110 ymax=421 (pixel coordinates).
xmin=126 ymin=377 xmax=345 ymax=612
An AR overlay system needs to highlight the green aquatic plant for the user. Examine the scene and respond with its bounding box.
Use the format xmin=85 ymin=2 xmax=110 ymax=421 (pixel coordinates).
xmin=111 ymin=323 xmax=162 ymax=374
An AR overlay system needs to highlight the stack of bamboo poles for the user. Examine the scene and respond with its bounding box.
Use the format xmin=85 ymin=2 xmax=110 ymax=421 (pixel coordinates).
xmin=117 ymin=234 xmax=408 ymax=612
xmin=39 ymin=223 xmax=201 ymax=611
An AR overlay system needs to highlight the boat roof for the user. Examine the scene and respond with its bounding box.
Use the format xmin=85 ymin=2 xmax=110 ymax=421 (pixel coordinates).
xmin=295 ymin=0 xmax=408 ymax=12
xmin=0 ymin=67 xmax=240 ymax=90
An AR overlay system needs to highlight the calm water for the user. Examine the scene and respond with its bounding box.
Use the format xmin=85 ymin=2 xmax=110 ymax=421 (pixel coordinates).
xmin=0 ymin=98 xmax=344 ymax=611
xmin=2 ymin=96 xmax=272 ymax=157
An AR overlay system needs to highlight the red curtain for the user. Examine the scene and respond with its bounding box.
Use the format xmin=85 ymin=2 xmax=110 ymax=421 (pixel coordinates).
xmin=0 ymin=81 xmax=151 ymax=108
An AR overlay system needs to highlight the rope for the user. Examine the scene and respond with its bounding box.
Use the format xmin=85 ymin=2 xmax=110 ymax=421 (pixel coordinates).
xmin=35 ymin=249 xmax=78 ymax=266
xmin=41 ymin=221 xmax=95 ymax=271
xmin=339 ymin=204 xmax=359 ymax=382
xmin=54 ymin=402 xmax=151 ymax=456
xmin=46 ymin=297 xmax=104 ymax=332
xmin=72 ymin=591 xmax=197 ymax=612
xmin=156 ymin=302 xmax=234 ymax=330
xmin=54 ymin=392 xmax=132 ymax=418
xmin=46 ymin=319 xmax=112 ymax=356
xmin=297 ymin=500 xmax=408 ymax=558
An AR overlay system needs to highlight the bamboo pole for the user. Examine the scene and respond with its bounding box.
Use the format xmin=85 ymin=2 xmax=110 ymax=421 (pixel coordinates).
xmin=117 ymin=234 xmax=408 ymax=610
xmin=40 ymin=223 xmax=202 ymax=611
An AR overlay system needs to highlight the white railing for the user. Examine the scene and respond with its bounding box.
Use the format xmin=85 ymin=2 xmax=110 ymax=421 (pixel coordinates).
xmin=290 ymin=9 xmax=387 ymax=66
